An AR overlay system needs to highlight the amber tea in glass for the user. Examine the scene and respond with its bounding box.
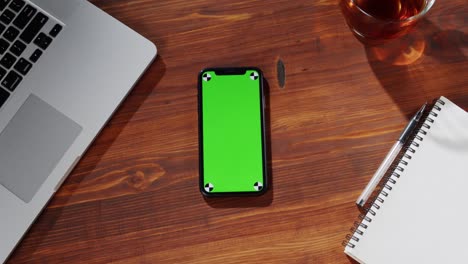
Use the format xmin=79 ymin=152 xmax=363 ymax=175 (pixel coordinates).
xmin=341 ymin=0 xmax=435 ymax=44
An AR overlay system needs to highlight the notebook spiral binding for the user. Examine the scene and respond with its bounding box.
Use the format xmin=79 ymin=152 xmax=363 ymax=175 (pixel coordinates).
xmin=342 ymin=99 xmax=446 ymax=249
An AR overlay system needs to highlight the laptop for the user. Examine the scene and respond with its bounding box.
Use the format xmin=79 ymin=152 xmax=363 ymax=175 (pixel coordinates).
xmin=0 ymin=0 xmax=157 ymax=262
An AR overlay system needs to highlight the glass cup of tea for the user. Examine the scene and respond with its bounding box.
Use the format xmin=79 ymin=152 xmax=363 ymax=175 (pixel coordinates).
xmin=340 ymin=0 xmax=436 ymax=44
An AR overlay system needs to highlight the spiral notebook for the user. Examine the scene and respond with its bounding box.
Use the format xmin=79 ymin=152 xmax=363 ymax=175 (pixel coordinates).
xmin=344 ymin=96 xmax=468 ymax=263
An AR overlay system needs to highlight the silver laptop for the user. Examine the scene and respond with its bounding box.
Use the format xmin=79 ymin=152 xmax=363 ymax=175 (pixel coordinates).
xmin=0 ymin=0 xmax=157 ymax=262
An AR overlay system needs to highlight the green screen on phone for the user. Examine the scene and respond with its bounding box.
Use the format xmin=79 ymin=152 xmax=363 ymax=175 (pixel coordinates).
xmin=199 ymin=69 xmax=265 ymax=194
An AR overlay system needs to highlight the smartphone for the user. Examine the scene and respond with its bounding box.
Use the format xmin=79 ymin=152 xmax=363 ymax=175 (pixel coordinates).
xmin=198 ymin=67 xmax=267 ymax=196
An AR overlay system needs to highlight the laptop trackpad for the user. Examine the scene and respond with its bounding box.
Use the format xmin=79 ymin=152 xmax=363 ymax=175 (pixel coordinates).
xmin=0 ymin=95 xmax=82 ymax=203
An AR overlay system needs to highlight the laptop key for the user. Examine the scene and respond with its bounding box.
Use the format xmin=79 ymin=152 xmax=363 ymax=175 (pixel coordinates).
xmin=0 ymin=0 xmax=9 ymax=11
xmin=0 ymin=23 xmax=5 ymax=35
xmin=3 ymin=26 xmax=20 ymax=42
xmin=49 ymin=24 xmax=62 ymax=38
xmin=34 ymin=32 xmax=52 ymax=50
xmin=0 ymin=66 xmax=6 ymax=80
xmin=10 ymin=40 xmax=25 ymax=56
xmin=13 ymin=4 xmax=36 ymax=29
xmin=0 ymin=38 xmax=8 ymax=54
xmin=14 ymin=57 xmax=31 ymax=75
xmin=9 ymin=0 xmax=25 ymax=13
xmin=19 ymin=12 xmax=48 ymax=43
xmin=29 ymin=48 xmax=41 ymax=62
xmin=1 ymin=52 xmax=16 ymax=69
xmin=2 ymin=70 xmax=22 ymax=91
xmin=0 ymin=87 xmax=9 ymax=108
xmin=0 ymin=9 xmax=15 ymax=24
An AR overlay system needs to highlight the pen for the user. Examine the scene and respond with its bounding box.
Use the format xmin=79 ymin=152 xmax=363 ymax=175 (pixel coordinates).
xmin=356 ymin=103 xmax=427 ymax=207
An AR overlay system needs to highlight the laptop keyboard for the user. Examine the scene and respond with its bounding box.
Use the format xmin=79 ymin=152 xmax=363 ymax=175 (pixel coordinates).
xmin=0 ymin=0 xmax=62 ymax=109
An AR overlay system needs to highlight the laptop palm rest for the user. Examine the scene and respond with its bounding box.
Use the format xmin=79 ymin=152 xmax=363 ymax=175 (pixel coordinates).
xmin=0 ymin=94 xmax=82 ymax=203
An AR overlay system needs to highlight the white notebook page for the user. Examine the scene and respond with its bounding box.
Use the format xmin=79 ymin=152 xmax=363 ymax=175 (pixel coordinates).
xmin=345 ymin=97 xmax=468 ymax=263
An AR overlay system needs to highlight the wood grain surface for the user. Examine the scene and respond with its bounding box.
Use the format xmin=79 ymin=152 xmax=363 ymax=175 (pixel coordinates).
xmin=8 ymin=0 xmax=467 ymax=263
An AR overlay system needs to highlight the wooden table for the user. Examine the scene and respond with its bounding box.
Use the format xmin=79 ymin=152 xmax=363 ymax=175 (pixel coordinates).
xmin=8 ymin=0 xmax=467 ymax=263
